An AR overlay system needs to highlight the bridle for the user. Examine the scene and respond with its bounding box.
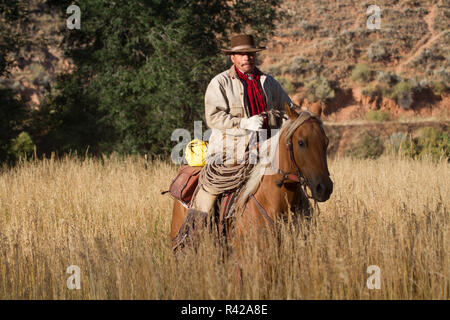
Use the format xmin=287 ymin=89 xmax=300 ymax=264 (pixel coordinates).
xmin=272 ymin=137 xmax=308 ymax=190
xmin=271 ymin=115 xmax=324 ymax=196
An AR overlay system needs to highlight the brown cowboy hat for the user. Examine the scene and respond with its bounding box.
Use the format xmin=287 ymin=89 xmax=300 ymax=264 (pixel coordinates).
xmin=221 ymin=34 xmax=266 ymax=54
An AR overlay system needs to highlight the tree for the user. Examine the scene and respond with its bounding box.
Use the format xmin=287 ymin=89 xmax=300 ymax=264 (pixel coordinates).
xmin=40 ymin=0 xmax=283 ymax=157
xmin=0 ymin=0 xmax=31 ymax=162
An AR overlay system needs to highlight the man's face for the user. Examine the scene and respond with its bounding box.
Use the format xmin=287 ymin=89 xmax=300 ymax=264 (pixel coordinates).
xmin=231 ymin=52 xmax=256 ymax=74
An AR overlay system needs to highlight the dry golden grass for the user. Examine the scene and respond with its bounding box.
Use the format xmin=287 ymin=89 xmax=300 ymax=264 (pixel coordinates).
xmin=0 ymin=154 xmax=448 ymax=299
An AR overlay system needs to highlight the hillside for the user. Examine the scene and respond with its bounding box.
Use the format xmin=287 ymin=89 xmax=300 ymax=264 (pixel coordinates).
xmin=258 ymin=0 xmax=449 ymax=121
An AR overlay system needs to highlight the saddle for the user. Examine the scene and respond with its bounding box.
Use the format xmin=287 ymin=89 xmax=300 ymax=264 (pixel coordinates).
xmin=163 ymin=165 xmax=202 ymax=207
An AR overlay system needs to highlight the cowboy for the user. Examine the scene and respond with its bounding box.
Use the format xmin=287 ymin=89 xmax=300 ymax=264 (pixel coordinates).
xmin=174 ymin=34 xmax=294 ymax=244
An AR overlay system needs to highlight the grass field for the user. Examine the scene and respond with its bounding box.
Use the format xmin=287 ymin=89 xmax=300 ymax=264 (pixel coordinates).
xmin=0 ymin=154 xmax=448 ymax=299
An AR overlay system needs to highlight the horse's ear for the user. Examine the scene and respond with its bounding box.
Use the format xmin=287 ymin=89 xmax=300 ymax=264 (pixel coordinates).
xmin=309 ymin=101 xmax=323 ymax=118
xmin=285 ymin=102 xmax=299 ymax=120
xmin=300 ymin=101 xmax=322 ymax=118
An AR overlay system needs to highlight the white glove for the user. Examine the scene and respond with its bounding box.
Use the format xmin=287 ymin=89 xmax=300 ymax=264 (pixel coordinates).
xmin=239 ymin=115 xmax=264 ymax=131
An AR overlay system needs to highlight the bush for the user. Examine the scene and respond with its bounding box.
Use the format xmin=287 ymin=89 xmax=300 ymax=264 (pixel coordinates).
xmin=367 ymin=41 xmax=390 ymax=62
xmin=403 ymin=127 xmax=449 ymax=161
xmin=9 ymin=131 xmax=35 ymax=159
xmin=286 ymin=56 xmax=313 ymax=76
xmin=346 ymin=131 xmax=384 ymax=159
xmin=380 ymin=79 xmax=417 ymax=109
xmin=391 ymin=80 xmax=414 ymax=109
xmin=376 ymin=71 xmax=400 ymax=86
xmin=431 ymin=81 xmax=448 ymax=96
xmin=304 ymin=76 xmax=335 ymax=102
xmin=365 ymin=110 xmax=391 ymax=122
xmin=351 ymin=63 xmax=372 ymax=84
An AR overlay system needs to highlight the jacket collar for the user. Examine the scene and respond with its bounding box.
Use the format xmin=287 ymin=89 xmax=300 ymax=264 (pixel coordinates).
xmin=227 ymin=65 xmax=266 ymax=79
xmin=228 ymin=65 xmax=238 ymax=78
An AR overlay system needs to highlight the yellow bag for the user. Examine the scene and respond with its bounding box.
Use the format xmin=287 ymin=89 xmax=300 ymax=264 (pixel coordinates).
xmin=185 ymin=139 xmax=208 ymax=167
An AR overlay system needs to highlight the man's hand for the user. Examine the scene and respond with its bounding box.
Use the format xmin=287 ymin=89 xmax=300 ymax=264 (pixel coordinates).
xmin=239 ymin=115 xmax=264 ymax=131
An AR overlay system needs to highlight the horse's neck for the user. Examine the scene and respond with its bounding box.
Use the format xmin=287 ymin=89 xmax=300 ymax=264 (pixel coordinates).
xmin=255 ymin=131 xmax=299 ymax=216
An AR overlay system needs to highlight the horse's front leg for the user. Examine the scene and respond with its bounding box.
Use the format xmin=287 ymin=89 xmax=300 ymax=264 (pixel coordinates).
xmin=229 ymin=201 xmax=275 ymax=292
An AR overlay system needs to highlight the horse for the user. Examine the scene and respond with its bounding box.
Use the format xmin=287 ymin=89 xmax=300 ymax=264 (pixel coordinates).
xmin=170 ymin=103 xmax=333 ymax=254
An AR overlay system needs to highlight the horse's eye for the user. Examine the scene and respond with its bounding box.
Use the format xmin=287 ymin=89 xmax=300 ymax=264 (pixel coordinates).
xmin=298 ymin=140 xmax=305 ymax=147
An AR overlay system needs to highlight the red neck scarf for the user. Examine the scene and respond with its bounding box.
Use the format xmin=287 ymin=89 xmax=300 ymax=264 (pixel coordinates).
xmin=235 ymin=66 xmax=267 ymax=117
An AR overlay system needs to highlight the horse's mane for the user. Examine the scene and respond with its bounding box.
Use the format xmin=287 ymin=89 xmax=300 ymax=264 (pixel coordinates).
xmin=236 ymin=110 xmax=319 ymax=211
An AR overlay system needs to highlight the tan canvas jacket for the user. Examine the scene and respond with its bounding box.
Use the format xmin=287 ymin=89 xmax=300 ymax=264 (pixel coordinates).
xmin=205 ymin=65 xmax=292 ymax=160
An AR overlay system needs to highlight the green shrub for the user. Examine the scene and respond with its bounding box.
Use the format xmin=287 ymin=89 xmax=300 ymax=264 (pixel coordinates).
xmin=403 ymin=127 xmax=449 ymax=161
xmin=304 ymin=76 xmax=335 ymax=102
xmin=351 ymin=63 xmax=372 ymax=84
xmin=376 ymin=71 xmax=400 ymax=86
xmin=431 ymin=81 xmax=448 ymax=96
xmin=367 ymin=41 xmax=390 ymax=62
xmin=346 ymin=131 xmax=384 ymax=159
xmin=9 ymin=131 xmax=35 ymax=159
xmin=286 ymin=56 xmax=313 ymax=76
xmin=365 ymin=110 xmax=391 ymax=122
xmin=391 ymin=80 xmax=414 ymax=109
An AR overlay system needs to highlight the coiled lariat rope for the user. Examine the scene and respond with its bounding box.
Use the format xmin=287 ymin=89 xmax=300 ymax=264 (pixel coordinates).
xmin=199 ymin=154 xmax=254 ymax=196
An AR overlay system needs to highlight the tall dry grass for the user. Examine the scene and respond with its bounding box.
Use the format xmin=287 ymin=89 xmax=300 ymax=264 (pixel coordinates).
xmin=0 ymin=154 xmax=448 ymax=299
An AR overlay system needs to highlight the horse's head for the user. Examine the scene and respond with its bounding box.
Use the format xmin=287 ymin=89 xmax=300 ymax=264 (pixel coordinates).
xmin=284 ymin=104 xmax=333 ymax=202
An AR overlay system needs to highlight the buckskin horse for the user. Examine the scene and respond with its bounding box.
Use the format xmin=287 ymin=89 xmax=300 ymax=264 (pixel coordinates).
xmin=170 ymin=103 xmax=333 ymax=253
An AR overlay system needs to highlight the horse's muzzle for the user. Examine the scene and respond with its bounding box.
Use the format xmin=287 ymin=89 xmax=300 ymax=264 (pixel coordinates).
xmin=311 ymin=177 xmax=333 ymax=202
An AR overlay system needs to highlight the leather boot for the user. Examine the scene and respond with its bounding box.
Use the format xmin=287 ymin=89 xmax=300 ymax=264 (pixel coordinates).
xmin=172 ymin=208 xmax=208 ymax=252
